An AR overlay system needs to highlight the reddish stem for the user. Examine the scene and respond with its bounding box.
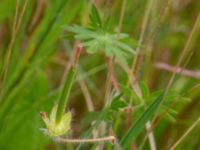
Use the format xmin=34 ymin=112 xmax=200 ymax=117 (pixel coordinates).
xmin=105 ymin=57 xmax=120 ymax=93
xmin=95 ymin=0 xmax=99 ymax=7
xmin=73 ymin=45 xmax=82 ymax=68
xmin=40 ymin=112 xmax=46 ymax=120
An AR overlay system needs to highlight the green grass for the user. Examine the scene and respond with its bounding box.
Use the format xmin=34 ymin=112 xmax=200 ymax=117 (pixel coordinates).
xmin=0 ymin=0 xmax=200 ymax=150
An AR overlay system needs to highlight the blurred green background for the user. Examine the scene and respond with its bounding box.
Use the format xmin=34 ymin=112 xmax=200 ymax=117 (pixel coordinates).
xmin=0 ymin=0 xmax=200 ymax=150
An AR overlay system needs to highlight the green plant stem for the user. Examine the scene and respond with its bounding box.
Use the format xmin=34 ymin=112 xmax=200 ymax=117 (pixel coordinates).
xmin=56 ymin=66 xmax=76 ymax=124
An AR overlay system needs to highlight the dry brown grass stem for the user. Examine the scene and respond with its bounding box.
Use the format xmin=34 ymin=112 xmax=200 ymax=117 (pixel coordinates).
xmin=78 ymin=79 xmax=94 ymax=112
xmin=165 ymin=11 xmax=200 ymax=93
xmin=170 ymin=116 xmax=200 ymax=150
xmin=1 ymin=0 xmax=28 ymax=89
xmin=131 ymin=0 xmax=154 ymax=74
xmin=155 ymin=62 xmax=200 ymax=79
xmin=55 ymin=135 xmax=116 ymax=144
xmin=151 ymin=11 xmax=200 ymax=128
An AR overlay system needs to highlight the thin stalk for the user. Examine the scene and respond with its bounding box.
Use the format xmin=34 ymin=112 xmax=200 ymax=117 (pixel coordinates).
xmin=117 ymin=0 xmax=126 ymax=38
xmin=0 ymin=0 xmax=68 ymax=103
xmin=140 ymin=52 xmax=195 ymax=150
xmin=142 ymin=0 xmax=171 ymax=82
xmin=104 ymin=0 xmax=126 ymax=103
xmin=78 ymin=78 xmax=99 ymax=139
xmin=78 ymin=78 xmax=94 ymax=112
xmin=125 ymin=0 xmax=157 ymax=149
xmin=0 ymin=0 xmax=19 ymax=81
xmin=1 ymin=0 xmax=28 ymax=85
xmin=165 ymin=11 xmax=200 ymax=93
xmin=100 ymin=1 xmax=127 ymax=149
xmin=55 ymin=136 xmax=116 ymax=144
xmin=170 ymin=116 xmax=200 ymax=150
xmin=105 ymin=58 xmax=120 ymax=93
xmin=147 ymin=82 xmax=200 ymax=135
xmin=104 ymin=0 xmax=127 ymax=100
xmin=149 ymin=10 xmax=200 ymax=150
xmin=154 ymin=62 xmax=200 ymax=79
xmin=130 ymin=0 xmax=154 ymax=74
xmin=124 ymin=61 xmax=157 ymax=150
xmin=103 ymin=58 xmax=113 ymax=105
xmin=152 ymin=10 xmax=200 ymax=124
xmin=15 ymin=0 xmax=29 ymax=34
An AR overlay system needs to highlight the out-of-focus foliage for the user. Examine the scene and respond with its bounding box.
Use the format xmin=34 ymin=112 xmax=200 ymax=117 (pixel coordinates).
xmin=0 ymin=0 xmax=200 ymax=150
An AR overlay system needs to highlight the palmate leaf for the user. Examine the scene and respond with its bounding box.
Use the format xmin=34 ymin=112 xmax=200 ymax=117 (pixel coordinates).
xmin=65 ymin=5 xmax=136 ymax=65
xmin=117 ymin=41 xmax=135 ymax=55
xmin=66 ymin=25 xmax=98 ymax=39
xmin=66 ymin=24 xmax=135 ymax=65
xmin=120 ymin=92 xmax=164 ymax=148
xmin=110 ymin=46 xmax=128 ymax=66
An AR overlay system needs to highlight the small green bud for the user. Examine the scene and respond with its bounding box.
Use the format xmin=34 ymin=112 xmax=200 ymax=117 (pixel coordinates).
xmin=40 ymin=105 xmax=72 ymax=137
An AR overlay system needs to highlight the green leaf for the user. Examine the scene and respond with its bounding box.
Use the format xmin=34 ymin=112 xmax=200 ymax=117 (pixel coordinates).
xmin=120 ymin=92 xmax=164 ymax=148
xmin=86 ymin=40 xmax=99 ymax=54
xmin=110 ymin=100 xmax=127 ymax=111
xmin=110 ymin=94 xmax=127 ymax=111
xmin=147 ymin=89 xmax=163 ymax=103
xmin=89 ymin=5 xmax=102 ymax=29
xmin=110 ymin=46 xmax=127 ymax=66
xmin=81 ymin=111 xmax=102 ymax=129
xmin=139 ymin=81 xmax=150 ymax=100
xmin=110 ymin=33 xmax=129 ymax=39
xmin=66 ymin=25 xmax=98 ymax=39
xmin=119 ymin=84 xmax=133 ymax=97
xmin=103 ymin=16 xmax=112 ymax=31
xmin=117 ymin=41 xmax=135 ymax=54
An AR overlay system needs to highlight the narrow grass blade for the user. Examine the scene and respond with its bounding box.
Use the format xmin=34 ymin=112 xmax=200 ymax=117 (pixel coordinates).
xmin=120 ymin=92 xmax=164 ymax=148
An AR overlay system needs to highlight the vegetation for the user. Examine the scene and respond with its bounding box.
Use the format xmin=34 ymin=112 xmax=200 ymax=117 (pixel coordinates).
xmin=0 ymin=0 xmax=200 ymax=150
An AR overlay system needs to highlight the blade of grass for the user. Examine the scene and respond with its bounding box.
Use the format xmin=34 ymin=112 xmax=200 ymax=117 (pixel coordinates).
xmin=0 ymin=0 xmax=70 ymax=129
xmin=165 ymin=11 xmax=200 ymax=93
xmin=139 ymin=51 xmax=195 ymax=150
xmin=0 ymin=0 xmax=19 ymax=89
xmin=127 ymin=0 xmax=157 ymax=149
xmin=119 ymin=92 xmax=164 ymax=148
xmin=0 ymin=0 xmax=28 ymax=86
xmin=0 ymin=0 xmax=69 ymax=103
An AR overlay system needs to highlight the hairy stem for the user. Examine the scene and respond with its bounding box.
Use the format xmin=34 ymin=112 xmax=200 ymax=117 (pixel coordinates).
xmin=55 ymin=136 xmax=116 ymax=144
